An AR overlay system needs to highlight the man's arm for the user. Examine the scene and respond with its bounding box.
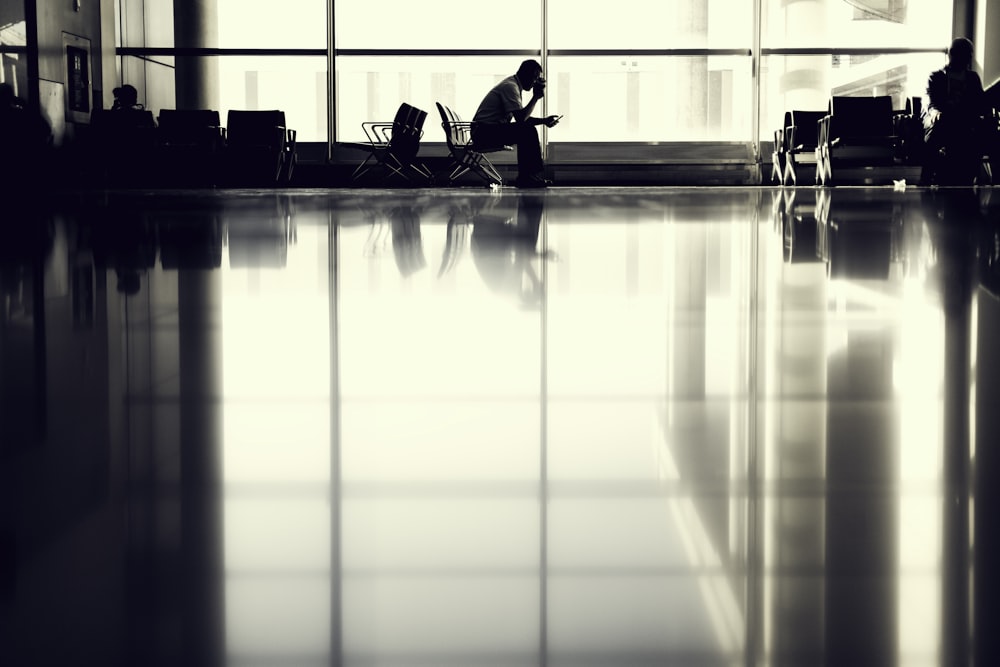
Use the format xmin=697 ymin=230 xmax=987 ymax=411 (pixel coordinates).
xmin=513 ymin=95 xmax=541 ymax=124
xmin=512 ymin=76 xmax=545 ymax=124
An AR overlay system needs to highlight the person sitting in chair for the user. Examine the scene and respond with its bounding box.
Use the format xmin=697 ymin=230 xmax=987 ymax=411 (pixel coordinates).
xmin=472 ymin=59 xmax=561 ymax=188
xmin=111 ymin=84 xmax=144 ymax=111
xmin=921 ymin=38 xmax=988 ymax=186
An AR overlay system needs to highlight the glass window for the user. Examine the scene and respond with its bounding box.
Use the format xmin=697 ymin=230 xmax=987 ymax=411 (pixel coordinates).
xmin=759 ymin=52 xmax=945 ymax=140
xmin=546 ymin=55 xmax=753 ymax=141
xmin=218 ymin=56 xmax=328 ymax=142
xmin=336 ymin=54 xmax=753 ymax=143
xmin=548 ymin=0 xmax=752 ymax=49
xmin=761 ymin=0 xmax=951 ymax=49
xmin=335 ymin=56 xmax=530 ymax=142
xmin=217 ymin=0 xmax=326 ymax=49
xmin=334 ymin=0 xmax=541 ymax=50
xmin=1 ymin=0 xmax=28 ymax=98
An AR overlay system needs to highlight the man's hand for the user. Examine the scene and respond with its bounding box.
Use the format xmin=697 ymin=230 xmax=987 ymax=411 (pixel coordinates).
xmin=532 ymin=77 xmax=546 ymax=99
xmin=544 ymin=114 xmax=561 ymax=127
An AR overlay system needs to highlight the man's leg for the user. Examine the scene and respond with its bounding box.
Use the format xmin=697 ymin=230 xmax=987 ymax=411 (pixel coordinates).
xmin=473 ymin=123 xmax=544 ymax=180
xmin=510 ymin=123 xmax=543 ymax=177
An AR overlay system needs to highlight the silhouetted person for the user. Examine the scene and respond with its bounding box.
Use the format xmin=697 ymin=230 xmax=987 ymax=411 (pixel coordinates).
xmin=472 ymin=60 xmax=561 ymax=188
xmin=921 ymin=38 xmax=987 ymax=186
xmin=0 ymin=82 xmax=52 ymax=197
xmin=111 ymin=83 xmax=144 ymax=111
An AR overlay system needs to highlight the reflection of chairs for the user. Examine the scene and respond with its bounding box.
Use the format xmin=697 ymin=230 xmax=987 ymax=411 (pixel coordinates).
xmin=389 ymin=206 xmax=426 ymax=277
xmin=436 ymin=102 xmax=508 ymax=186
xmin=437 ymin=196 xmax=498 ymax=276
xmin=341 ymin=102 xmax=433 ymax=185
xmin=819 ymin=192 xmax=896 ymax=279
xmin=779 ymin=189 xmax=824 ymax=264
xmin=817 ymin=96 xmax=898 ymax=185
xmin=155 ymin=109 xmax=225 ymax=186
xmin=223 ymin=110 xmax=297 ymax=186
xmin=157 ymin=213 xmax=224 ymax=269
xmin=226 ymin=199 xmax=294 ymax=269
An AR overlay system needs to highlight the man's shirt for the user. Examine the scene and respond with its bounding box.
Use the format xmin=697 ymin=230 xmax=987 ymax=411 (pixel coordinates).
xmin=473 ymin=75 xmax=523 ymax=124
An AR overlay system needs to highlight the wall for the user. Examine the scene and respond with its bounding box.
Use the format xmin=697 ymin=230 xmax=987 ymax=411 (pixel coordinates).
xmin=118 ymin=0 xmax=176 ymax=117
xmin=30 ymin=0 xmax=106 ymax=144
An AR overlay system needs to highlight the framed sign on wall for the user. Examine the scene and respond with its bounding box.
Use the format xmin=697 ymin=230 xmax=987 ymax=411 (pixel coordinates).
xmin=62 ymin=32 xmax=91 ymax=123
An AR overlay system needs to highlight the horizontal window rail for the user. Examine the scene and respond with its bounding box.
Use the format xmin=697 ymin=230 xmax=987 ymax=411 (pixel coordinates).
xmin=117 ymin=47 xmax=946 ymax=58
xmin=761 ymin=47 xmax=945 ymax=56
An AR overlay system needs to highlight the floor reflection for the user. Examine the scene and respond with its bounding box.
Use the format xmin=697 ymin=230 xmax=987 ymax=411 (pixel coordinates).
xmin=2 ymin=186 xmax=999 ymax=667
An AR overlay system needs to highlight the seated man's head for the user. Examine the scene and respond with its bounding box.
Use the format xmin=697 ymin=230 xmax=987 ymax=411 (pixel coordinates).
xmin=114 ymin=84 xmax=139 ymax=107
xmin=516 ymin=60 xmax=544 ymax=90
xmin=947 ymin=38 xmax=974 ymax=70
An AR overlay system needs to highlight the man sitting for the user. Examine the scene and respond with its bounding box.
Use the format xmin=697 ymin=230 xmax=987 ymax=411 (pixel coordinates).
xmin=471 ymin=59 xmax=561 ymax=188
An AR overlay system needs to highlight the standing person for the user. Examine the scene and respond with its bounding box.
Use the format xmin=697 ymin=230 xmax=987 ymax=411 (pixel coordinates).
xmin=0 ymin=83 xmax=52 ymax=195
xmin=472 ymin=59 xmax=561 ymax=188
xmin=921 ymin=38 xmax=987 ymax=186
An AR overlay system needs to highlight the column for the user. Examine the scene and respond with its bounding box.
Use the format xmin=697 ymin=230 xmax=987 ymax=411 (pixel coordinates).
xmin=173 ymin=0 xmax=219 ymax=110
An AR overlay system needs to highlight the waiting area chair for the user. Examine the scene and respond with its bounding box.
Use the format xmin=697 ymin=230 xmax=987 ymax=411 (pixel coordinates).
xmin=89 ymin=108 xmax=157 ymax=186
xmin=155 ymin=109 xmax=226 ymax=186
xmin=779 ymin=109 xmax=827 ymax=186
xmin=816 ymin=95 xmax=898 ymax=185
xmin=340 ymin=102 xmax=433 ymax=185
xmin=435 ymin=102 xmax=509 ymax=186
xmin=223 ymin=110 xmax=297 ymax=186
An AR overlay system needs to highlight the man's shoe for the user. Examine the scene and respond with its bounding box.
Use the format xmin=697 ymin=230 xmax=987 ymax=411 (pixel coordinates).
xmin=514 ymin=174 xmax=550 ymax=189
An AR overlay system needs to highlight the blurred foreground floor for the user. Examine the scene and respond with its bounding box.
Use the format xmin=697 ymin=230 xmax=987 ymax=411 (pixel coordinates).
xmin=3 ymin=185 xmax=1000 ymax=667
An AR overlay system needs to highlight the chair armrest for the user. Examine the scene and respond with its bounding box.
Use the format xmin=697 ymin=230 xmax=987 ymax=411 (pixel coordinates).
xmin=361 ymin=121 xmax=393 ymax=145
xmin=817 ymin=115 xmax=830 ymax=148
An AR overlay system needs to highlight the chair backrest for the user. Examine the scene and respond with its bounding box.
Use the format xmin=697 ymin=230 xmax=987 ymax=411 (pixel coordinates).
xmin=389 ymin=103 xmax=428 ymax=162
xmin=393 ymin=103 xmax=427 ymax=132
xmin=436 ymin=102 xmax=472 ymax=149
xmin=829 ymin=95 xmax=894 ymax=139
xmin=89 ymin=109 xmax=157 ymax=154
xmin=227 ymin=110 xmax=287 ymax=147
xmin=91 ymin=108 xmax=156 ymax=131
xmin=158 ymin=109 xmax=221 ymax=131
xmin=788 ymin=110 xmax=827 ymax=149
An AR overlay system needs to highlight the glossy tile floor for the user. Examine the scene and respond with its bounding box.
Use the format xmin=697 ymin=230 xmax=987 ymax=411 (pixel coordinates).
xmin=3 ymin=185 xmax=1000 ymax=667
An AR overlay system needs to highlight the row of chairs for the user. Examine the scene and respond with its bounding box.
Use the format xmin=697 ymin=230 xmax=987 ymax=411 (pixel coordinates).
xmin=342 ymin=102 xmax=509 ymax=187
xmin=773 ymin=95 xmax=999 ymax=186
xmin=89 ymin=108 xmax=297 ymax=187
xmin=772 ymin=96 xmax=925 ymax=186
